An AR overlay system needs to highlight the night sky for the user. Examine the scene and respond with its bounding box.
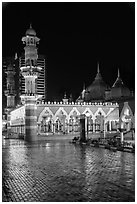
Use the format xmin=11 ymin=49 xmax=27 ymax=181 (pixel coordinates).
xmin=2 ymin=2 xmax=135 ymax=101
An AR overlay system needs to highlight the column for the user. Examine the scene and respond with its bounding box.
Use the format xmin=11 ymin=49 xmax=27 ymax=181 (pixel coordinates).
xmin=67 ymin=122 xmax=70 ymax=134
xmin=109 ymin=121 xmax=112 ymax=131
xmin=72 ymin=119 xmax=74 ymax=133
xmin=120 ymin=122 xmax=124 ymax=143
xmin=58 ymin=120 xmax=60 ymax=132
xmin=24 ymin=96 xmax=37 ymax=142
xmin=93 ymin=120 xmax=95 ymax=132
xmin=85 ymin=117 xmax=87 ymax=133
xmin=121 ymin=132 xmax=124 ymax=143
xmin=7 ymin=112 xmax=11 ymax=136
xmin=80 ymin=114 xmax=86 ymax=142
xmin=53 ymin=122 xmax=56 ymax=134
xmin=104 ymin=120 xmax=106 ymax=139
xmin=63 ymin=116 xmax=65 ymax=133
xmin=37 ymin=122 xmax=41 ymax=135
xmin=51 ymin=122 xmax=53 ymax=133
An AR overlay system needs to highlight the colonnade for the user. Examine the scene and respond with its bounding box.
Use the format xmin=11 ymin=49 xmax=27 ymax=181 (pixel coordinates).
xmin=38 ymin=116 xmax=119 ymax=134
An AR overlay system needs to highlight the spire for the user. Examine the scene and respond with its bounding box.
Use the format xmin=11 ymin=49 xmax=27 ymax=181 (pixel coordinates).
xmin=83 ymin=83 xmax=85 ymax=91
xmin=112 ymin=68 xmax=124 ymax=87
xmin=82 ymin=83 xmax=86 ymax=99
xmin=30 ymin=23 xmax=32 ymax=29
xmin=64 ymin=92 xmax=67 ymax=99
xmin=95 ymin=62 xmax=102 ymax=80
xmin=15 ymin=53 xmax=18 ymax=60
xmin=97 ymin=62 xmax=100 ymax=73
xmin=118 ymin=68 xmax=120 ymax=78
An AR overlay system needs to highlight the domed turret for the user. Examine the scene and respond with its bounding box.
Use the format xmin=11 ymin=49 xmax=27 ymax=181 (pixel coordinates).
xmin=25 ymin=24 xmax=36 ymax=36
xmin=62 ymin=92 xmax=68 ymax=103
xmin=85 ymin=63 xmax=108 ymax=101
xmin=111 ymin=69 xmax=130 ymax=99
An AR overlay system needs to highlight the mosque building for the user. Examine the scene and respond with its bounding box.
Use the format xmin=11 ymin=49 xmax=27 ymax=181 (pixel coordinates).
xmin=4 ymin=26 xmax=135 ymax=141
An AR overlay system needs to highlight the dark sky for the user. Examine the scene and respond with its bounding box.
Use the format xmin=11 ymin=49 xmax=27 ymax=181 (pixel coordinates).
xmin=2 ymin=2 xmax=135 ymax=101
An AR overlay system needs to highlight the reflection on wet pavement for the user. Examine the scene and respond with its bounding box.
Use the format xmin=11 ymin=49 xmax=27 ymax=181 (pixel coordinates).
xmin=2 ymin=139 xmax=135 ymax=202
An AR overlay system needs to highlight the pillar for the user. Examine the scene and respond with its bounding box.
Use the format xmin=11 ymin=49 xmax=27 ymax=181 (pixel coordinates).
xmin=121 ymin=132 xmax=124 ymax=143
xmin=7 ymin=112 xmax=11 ymax=136
xmin=120 ymin=122 xmax=124 ymax=143
xmin=37 ymin=122 xmax=41 ymax=135
xmin=63 ymin=118 xmax=65 ymax=133
xmin=67 ymin=122 xmax=69 ymax=134
xmin=93 ymin=122 xmax=95 ymax=132
xmin=104 ymin=120 xmax=106 ymax=139
xmin=80 ymin=114 xmax=86 ymax=142
xmin=109 ymin=121 xmax=112 ymax=131
xmin=53 ymin=123 xmax=55 ymax=134
xmin=58 ymin=120 xmax=60 ymax=132
xmin=24 ymin=96 xmax=37 ymax=142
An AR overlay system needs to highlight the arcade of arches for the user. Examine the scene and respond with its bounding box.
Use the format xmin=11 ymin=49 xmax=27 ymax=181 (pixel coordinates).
xmin=9 ymin=102 xmax=134 ymax=136
xmin=37 ymin=107 xmax=119 ymax=134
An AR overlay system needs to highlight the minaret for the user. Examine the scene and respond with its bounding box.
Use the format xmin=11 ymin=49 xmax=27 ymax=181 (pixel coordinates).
xmin=20 ymin=25 xmax=42 ymax=142
xmin=4 ymin=63 xmax=16 ymax=135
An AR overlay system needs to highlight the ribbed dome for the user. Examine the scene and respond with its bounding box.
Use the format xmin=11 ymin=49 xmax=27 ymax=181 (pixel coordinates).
xmin=26 ymin=25 xmax=36 ymax=36
xmin=85 ymin=64 xmax=108 ymax=101
xmin=111 ymin=69 xmax=130 ymax=98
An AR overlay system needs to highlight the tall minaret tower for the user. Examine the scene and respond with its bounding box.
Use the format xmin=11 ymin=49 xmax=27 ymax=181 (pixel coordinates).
xmin=20 ymin=25 xmax=42 ymax=141
xmin=4 ymin=63 xmax=16 ymax=135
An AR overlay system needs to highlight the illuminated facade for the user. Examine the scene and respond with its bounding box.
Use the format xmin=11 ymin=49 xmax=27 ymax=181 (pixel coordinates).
xmin=10 ymin=101 xmax=119 ymax=135
xmin=9 ymin=99 xmax=135 ymax=137
xmin=4 ymin=26 xmax=135 ymax=141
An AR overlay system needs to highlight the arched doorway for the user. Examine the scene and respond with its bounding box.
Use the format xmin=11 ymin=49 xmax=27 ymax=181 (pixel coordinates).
xmin=87 ymin=116 xmax=93 ymax=132
xmin=41 ymin=115 xmax=53 ymax=133
xmin=69 ymin=110 xmax=80 ymax=133
xmin=55 ymin=110 xmax=67 ymax=133
xmin=95 ymin=112 xmax=104 ymax=132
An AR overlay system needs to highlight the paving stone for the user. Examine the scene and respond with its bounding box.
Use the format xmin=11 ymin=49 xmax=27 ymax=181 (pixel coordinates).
xmin=2 ymin=138 xmax=135 ymax=202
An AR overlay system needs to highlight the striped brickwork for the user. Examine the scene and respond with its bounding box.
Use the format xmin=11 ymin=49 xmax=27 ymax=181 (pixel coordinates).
xmin=24 ymin=97 xmax=37 ymax=141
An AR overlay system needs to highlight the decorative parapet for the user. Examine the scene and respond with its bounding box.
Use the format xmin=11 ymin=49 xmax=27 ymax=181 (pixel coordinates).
xmin=36 ymin=101 xmax=119 ymax=107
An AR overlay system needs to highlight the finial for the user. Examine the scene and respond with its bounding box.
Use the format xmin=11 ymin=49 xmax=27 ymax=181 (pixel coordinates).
xmin=15 ymin=53 xmax=18 ymax=60
xmin=83 ymin=83 xmax=85 ymax=90
xmin=118 ymin=68 xmax=120 ymax=78
xmin=97 ymin=62 xmax=100 ymax=73
xmin=64 ymin=92 xmax=67 ymax=99
xmin=30 ymin=23 xmax=32 ymax=29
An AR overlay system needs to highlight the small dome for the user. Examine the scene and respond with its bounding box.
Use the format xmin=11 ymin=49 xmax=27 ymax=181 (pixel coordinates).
xmin=25 ymin=25 xmax=36 ymax=36
xmin=85 ymin=64 xmax=108 ymax=101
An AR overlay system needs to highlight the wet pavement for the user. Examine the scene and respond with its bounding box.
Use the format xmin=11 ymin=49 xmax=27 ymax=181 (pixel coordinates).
xmin=2 ymin=137 xmax=135 ymax=202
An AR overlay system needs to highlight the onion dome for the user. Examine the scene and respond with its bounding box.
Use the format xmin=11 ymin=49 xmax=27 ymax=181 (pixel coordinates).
xmin=111 ymin=69 xmax=130 ymax=98
xmin=25 ymin=24 xmax=36 ymax=36
xmin=85 ymin=63 xmax=108 ymax=101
